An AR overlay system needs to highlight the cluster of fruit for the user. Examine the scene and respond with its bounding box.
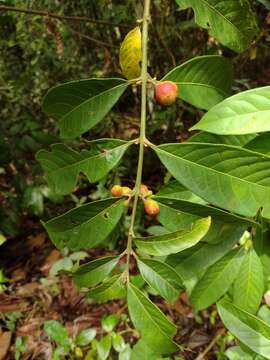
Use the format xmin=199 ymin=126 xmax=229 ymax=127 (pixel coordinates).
xmin=111 ymin=184 xmax=160 ymax=216
xmin=110 ymin=81 xmax=178 ymax=216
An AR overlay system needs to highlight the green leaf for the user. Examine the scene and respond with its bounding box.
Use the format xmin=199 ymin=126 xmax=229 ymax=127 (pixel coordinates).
xmin=147 ymin=226 xmax=169 ymax=236
xmin=44 ymin=320 xmax=71 ymax=353
xmin=135 ymin=217 xmax=211 ymax=256
xmin=119 ymin=345 xmax=131 ymax=360
xmin=101 ymin=314 xmax=120 ymax=332
xmin=43 ymin=198 xmax=125 ymax=250
xmin=168 ymin=225 xmax=246 ymax=280
xmin=233 ymin=249 xmax=264 ymax=314
xmin=49 ymin=257 xmax=73 ymax=276
xmin=137 ymin=258 xmax=183 ymax=303
xmin=191 ymin=87 xmax=270 ymax=135
xmin=163 ymin=55 xmax=232 ymax=110
xmin=127 ymin=284 xmax=178 ymax=354
xmin=76 ymin=328 xmax=96 ymax=346
xmin=42 ymin=78 xmax=128 ymax=139
xmin=176 ymin=0 xmax=258 ymax=53
xmin=69 ymin=251 xmax=88 ymax=262
xmin=131 ymin=339 xmax=163 ymax=360
xmin=245 ymin=133 xmax=270 ymax=155
xmin=155 ymin=197 xmax=255 ymax=232
xmin=217 ymin=299 xmax=270 ymax=359
xmin=73 ymin=256 xmax=119 ymax=288
xmin=112 ymin=333 xmax=126 ymax=353
xmin=154 ymin=142 xmax=270 ymax=218
xmin=190 ymin=247 xmax=245 ymax=310
xmin=88 ymin=275 xmax=126 ymax=303
xmin=225 ymin=346 xmax=254 ymax=360
xmin=52 ymin=348 xmax=66 ymax=360
xmin=96 ymin=335 xmax=111 ymax=360
xmin=254 ymin=226 xmax=270 ymax=288
xmin=256 ymin=0 xmax=270 ymax=10
xmin=156 ymin=180 xmax=206 ymax=204
xmin=258 ymin=305 xmax=270 ymax=327
xmin=0 ymin=233 xmax=6 ymax=246
xmin=189 ymin=132 xmax=256 ymax=147
xmin=36 ymin=139 xmax=130 ymax=195
xmin=157 ymin=200 xmax=198 ymax=232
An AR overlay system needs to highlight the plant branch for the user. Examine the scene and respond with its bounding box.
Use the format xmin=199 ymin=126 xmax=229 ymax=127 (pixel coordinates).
xmin=0 ymin=5 xmax=132 ymax=29
xmin=194 ymin=329 xmax=226 ymax=360
xmin=68 ymin=27 xmax=118 ymax=49
xmin=125 ymin=0 xmax=151 ymax=280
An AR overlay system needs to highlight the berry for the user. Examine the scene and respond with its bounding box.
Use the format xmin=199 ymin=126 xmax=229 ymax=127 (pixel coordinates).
xmin=155 ymin=81 xmax=178 ymax=106
xmin=111 ymin=185 xmax=123 ymax=197
xmin=144 ymin=199 xmax=160 ymax=216
xmin=74 ymin=347 xmax=83 ymax=358
xmin=122 ymin=186 xmax=132 ymax=196
xmin=140 ymin=184 xmax=149 ymax=195
xmin=140 ymin=184 xmax=152 ymax=198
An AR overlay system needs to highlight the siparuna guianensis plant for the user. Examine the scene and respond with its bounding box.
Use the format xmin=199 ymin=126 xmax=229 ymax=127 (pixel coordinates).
xmin=37 ymin=0 xmax=270 ymax=358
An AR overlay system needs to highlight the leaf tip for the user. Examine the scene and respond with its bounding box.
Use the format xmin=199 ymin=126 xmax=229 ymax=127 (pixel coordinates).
xmin=189 ymin=125 xmax=198 ymax=132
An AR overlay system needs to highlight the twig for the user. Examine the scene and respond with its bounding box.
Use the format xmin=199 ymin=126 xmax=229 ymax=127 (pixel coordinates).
xmin=195 ymin=329 xmax=226 ymax=360
xmin=69 ymin=28 xmax=118 ymax=49
xmin=125 ymin=0 xmax=151 ymax=281
xmin=0 ymin=5 xmax=132 ymax=29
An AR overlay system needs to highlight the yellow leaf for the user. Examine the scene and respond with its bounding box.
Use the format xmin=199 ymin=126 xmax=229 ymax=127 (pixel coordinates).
xmin=119 ymin=27 xmax=142 ymax=80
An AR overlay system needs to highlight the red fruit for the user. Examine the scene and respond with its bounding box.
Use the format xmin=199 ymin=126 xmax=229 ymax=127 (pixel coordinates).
xmin=111 ymin=185 xmax=123 ymax=197
xmin=155 ymin=81 xmax=178 ymax=106
xmin=144 ymin=199 xmax=160 ymax=216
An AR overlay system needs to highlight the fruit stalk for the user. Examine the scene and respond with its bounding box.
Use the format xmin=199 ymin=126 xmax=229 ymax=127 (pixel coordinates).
xmin=125 ymin=0 xmax=151 ymax=280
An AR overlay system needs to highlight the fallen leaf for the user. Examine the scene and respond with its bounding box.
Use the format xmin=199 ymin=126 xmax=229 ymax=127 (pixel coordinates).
xmin=27 ymin=233 xmax=47 ymax=250
xmin=40 ymin=249 xmax=61 ymax=274
xmin=0 ymin=331 xmax=12 ymax=360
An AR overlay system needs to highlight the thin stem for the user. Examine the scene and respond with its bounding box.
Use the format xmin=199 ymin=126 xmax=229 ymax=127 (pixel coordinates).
xmin=194 ymin=329 xmax=225 ymax=360
xmin=0 ymin=5 xmax=131 ymax=29
xmin=125 ymin=0 xmax=151 ymax=281
xmin=69 ymin=28 xmax=118 ymax=48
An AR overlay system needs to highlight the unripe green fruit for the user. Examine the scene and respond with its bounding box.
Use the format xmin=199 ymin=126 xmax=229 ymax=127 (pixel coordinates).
xmin=144 ymin=199 xmax=160 ymax=216
xmin=155 ymin=81 xmax=178 ymax=106
xmin=111 ymin=185 xmax=123 ymax=197
xmin=122 ymin=186 xmax=132 ymax=196
xmin=140 ymin=184 xmax=149 ymax=194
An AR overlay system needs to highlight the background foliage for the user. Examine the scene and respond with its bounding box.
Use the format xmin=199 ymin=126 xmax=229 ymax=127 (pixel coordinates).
xmin=1 ymin=0 xmax=270 ymax=359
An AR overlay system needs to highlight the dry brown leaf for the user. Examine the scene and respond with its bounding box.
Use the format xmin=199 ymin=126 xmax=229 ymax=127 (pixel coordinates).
xmin=0 ymin=295 xmax=30 ymax=313
xmin=40 ymin=249 xmax=61 ymax=274
xmin=16 ymin=282 xmax=40 ymax=297
xmin=11 ymin=267 xmax=28 ymax=282
xmin=27 ymin=233 xmax=47 ymax=250
xmin=0 ymin=331 xmax=12 ymax=360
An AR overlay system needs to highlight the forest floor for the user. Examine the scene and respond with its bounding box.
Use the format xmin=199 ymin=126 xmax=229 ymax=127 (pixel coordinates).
xmin=0 ymin=223 xmax=228 ymax=360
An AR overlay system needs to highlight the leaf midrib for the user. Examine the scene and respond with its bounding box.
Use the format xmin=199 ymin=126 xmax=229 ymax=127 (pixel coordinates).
xmin=135 ymin=221 xmax=206 ymax=246
xmin=60 ymin=82 xmax=128 ymax=122
xmin=47 ymin=199 xmax=124 ymax=233
xmin=138 ymin=260 xmax=179 ymax=297
xmin=192 ymin=250 xmax=243 ymax=307
xmin=202 ymin=109 xmax=270 ymax=126
xmin=199 ymin=0 xmax=244 ymax=38
xmin=175 ymin=81 xmax=228 ymax=97
xmin=156 ymin=144 xmax=270 ymax=192
xmin=75 ymin=256 xmax=117 ymax=275
xmin=43 ymin=143 xmax=128 ymax=176
xmin=129 ymin=285 xmax=176 ymax=340
xmin=156 ymin=197 xmax=256 ymax=225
